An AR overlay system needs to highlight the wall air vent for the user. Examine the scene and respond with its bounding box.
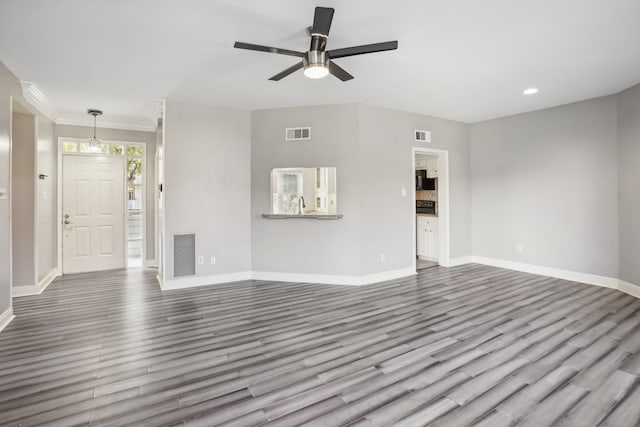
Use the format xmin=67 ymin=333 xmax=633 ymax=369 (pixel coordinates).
xmin=173 ymin=233 xmax=195 ymax=278
xmin=285 ymin=127 xmax=311 ymax=141
xmin=414 ymin=130 xmax=431 ymax=143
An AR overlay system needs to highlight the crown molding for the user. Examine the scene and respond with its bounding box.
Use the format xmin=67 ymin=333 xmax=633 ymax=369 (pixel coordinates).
xmin=20 ymin=81 xmax=58 ymax=122
xmin=20 ymin=81 xmax=159 ymax=132
xmin=55 ymin=113 xmax=157 ymax=132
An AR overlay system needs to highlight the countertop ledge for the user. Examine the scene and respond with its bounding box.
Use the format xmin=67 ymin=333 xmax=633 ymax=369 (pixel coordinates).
xmin=262 ymin=213 xmax=343 ymax=220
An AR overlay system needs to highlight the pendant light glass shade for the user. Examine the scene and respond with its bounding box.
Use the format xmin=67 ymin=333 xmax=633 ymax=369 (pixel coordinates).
xmin=87 ymin=109 xmax=103 ymax=153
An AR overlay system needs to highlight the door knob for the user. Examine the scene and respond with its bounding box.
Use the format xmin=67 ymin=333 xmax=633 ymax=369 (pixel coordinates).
xmin=64 ymin=214 xmax=70 ymax=218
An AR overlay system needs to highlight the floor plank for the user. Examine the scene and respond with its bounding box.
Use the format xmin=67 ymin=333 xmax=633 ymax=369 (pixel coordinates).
xmin=0 ymin=264 xmax=639 ymax=426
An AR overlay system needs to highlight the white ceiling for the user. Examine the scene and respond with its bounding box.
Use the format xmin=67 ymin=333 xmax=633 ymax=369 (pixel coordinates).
xmin=1 ymin=0 xmax=639 ymax=127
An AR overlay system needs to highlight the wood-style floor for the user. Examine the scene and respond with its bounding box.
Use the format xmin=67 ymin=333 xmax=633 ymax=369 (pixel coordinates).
xmin=1 ymin=264 xmax=640 ymax=426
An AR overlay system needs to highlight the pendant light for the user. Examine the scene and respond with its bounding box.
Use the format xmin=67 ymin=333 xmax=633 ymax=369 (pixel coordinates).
xmin=87 ymin=109 xmax=103 ymax=153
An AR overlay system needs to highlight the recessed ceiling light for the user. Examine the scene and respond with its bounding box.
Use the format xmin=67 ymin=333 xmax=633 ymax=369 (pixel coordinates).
xmin=523 ymin=88 xmax=539 ymax=95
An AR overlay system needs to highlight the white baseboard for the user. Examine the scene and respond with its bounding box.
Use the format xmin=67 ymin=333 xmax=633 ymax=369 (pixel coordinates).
xmin=443 ymin=256 xmax=473 ymax=267
xmin=161 ymin=271 xmax=253 ymax=290
xmin=253 ymin=268 xmax=416 ymax=287
xmin=252 ymin=271 xmax=362 ymax=286
xmin=471 ymin=256 xmax=640 ymax=299
xmin=143 ymin=259 xmax=158 ymax=268
xmin=159 ymin=267 xmax=418 ymax=290
xmin=360 ymin=268 xmax=417 ymax=285
xmin=471 ymin=256 xmax=619 ymax=289
xmin=152 ymin=257 xmax=640 ymax=300
xmin=617 ymin=280 xmax=640 ymax=299
xmin=13 ymin=268 xmax=59 ymax=297
xmin=0 ymin=306 xmax=15 ymax=334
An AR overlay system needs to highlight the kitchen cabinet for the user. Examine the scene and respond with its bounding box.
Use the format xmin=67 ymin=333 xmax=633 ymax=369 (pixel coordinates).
xmin=417 ymin=216 xmax=439 ymax=260
xmin=415 ymin=158 xmax=427 ymax=168
xmin=426 ymin=158 xmax=439 ymax=178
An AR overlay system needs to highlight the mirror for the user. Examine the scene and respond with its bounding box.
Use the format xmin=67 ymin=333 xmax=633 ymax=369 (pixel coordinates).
xmin=271 ymin=167 xmax=337 ymax=215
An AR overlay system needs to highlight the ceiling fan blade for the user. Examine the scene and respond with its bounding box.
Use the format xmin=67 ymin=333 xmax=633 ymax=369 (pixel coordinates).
xmin=328 ymin=41 xmax=398 ymax=59
xmin=311 ymin=7 xmax=334 ymax=36
xmin=329 ymin=62 xmax=354 ymax=81
xmin=234 ymin=42 xmax=304 ymax=58
xmin=269 ymin=61 xmax=304 ymax=81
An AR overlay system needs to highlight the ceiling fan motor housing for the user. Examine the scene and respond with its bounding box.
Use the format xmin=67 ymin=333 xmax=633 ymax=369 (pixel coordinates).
xmin=303 ymin=50 xmax=329 ymax=69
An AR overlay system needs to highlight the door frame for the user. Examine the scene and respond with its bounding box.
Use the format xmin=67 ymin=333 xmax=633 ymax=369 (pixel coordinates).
xmin=412 ymin=147 xmax=451 ymax=270
xmin=56 ymin=138 xmax=146 ymax=273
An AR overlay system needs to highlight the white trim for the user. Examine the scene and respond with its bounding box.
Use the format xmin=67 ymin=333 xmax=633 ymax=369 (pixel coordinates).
xmin=160 ymin=268 xmax=417 ymax=290
xmin=152 ymin=258 xmax=640 ymax=302
xmin=360 ymin=268 xmax=417 ymax=285
xmin=412 ymin=147 xmax=450 ymax=271
xmin=252 ymin=271 xmax=361 ymax=286
xmin=442 ymin=256 xmax=473 ymax=267
xmin=471 ymin=256 xmax=640 ymax=299
xmin=618 ymin=280 xmax=640 ymax=299
xmin=0 ymin=306 xmax=15 ymax=334
xmin=471 ymin=256 xmax=619 ymax=289
xmin=13 ymin=268 xmax=58 ymax=297
xmin=143 ymin=259 xmax=158 ymax=268
xmin=56 ymin=137 xmax=62 ymax=273
xmin=161 ymin=271 xmax=253 ymax=290
xmin=8 ymin=96 xmax=14 ymax=306
xmin=254 ymin=268 xmax=416 ymax=286
xmin=20 ymin=81 xmax=57 ymax=122
xmin=33 ymin=115 xmax=40 ymax=290
xmin=55 ymin=114 xmax=156 ymax=132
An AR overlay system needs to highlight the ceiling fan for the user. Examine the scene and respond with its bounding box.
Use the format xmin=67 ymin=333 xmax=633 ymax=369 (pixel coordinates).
xmin=233 ymin=7 xmax=398 ymax=81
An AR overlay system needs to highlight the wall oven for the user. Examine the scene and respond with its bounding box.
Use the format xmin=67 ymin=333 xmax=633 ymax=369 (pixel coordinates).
xmin=416 ymin=200 xmax=436 ymax=215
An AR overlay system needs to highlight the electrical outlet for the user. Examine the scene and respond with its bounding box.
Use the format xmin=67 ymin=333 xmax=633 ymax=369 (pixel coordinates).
xmin=211 ymin=256 xmax=216 ymax=265
xmin=515 ymin=244 xmax=523 ymax=254
xmin=197 ymin=256 xmax=204 ymax=265
xmin=380 ymin=253 xmax=386 ymax=262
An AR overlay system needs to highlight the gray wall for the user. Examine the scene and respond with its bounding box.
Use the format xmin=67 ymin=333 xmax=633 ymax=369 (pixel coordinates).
xmin=251 ymin=105 xmax=362 ymax=275
xmin=470 ymin=96 xmax=619 ymax=277
xmin=0 ymin=60 xmax=21 ymax=314
xmin=618 ymin=84 xmax=640 ymax=285
xmin=251 ymin=104 xmax=471 ymax=277
xmin=11 ymin=113 xmax=35 ymax=287
xmin=164 ymin=101 xmax=251 ymax=279
xmin=37 ymin=116 xmax=56 ymax=281
xmin=55 ymin=124 xmax=156 ymax=261
xmin=358 ymin=105 xmax=471 ymax=274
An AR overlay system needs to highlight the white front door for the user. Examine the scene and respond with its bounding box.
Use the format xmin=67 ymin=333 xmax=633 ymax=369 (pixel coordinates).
xmin=62 ymin=155 xmax=125 ymax=274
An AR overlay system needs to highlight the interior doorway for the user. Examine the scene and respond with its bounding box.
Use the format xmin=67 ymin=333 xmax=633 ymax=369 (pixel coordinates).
xmin=412 ymin=147 xmax=450 ymax=272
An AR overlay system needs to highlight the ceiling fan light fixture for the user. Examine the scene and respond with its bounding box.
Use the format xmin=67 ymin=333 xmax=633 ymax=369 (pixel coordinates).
xmin=304 ymin=64 xmax=329 ymax=79
xmin=87 ymin=109 xmax=103 ymax=153
xmin=523 ymin=87 xmax=539 ymax=95
xmin=303 ymin=51 xmax=329 ymax=79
